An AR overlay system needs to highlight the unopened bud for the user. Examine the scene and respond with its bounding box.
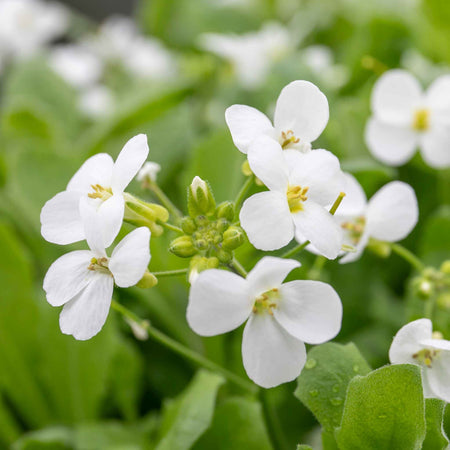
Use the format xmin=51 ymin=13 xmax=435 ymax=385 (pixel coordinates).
xmin=194 ymin=215 xmax=209 ymax=228
xmin=367 ymin=239 xmax=391 ymax=258
xmin=437 ymin=293 xmax=450 ymax=310
xmin=189 ymin=256 xmax=219 ymax=283
xmin=217 ymin=249 xmax=233 ymax=263
xmin=216 ymin=201 xmax=235 ymax=221
xmin=136 ymin=271 xmax=158 ymax=289
xmin=169 ymin=236 xmax=198 ymax=258
xmin=222 ymin=226 xmax=245 ymax=251
xmin=125 ymin=318 xmax=149 ymax=341
xmin=241 ymin=160 xmax=252 ymax=177
xmin=181 ymin=217 xmax=197 ymax=234
xmin=188 ymin=176 xmax=216 ymax=217
xmin=216 ymin=218 xmax=229 ymax=233
xmin=206 ymin=257 xmax=220 ymax=269
xmin=194 ymin=238 xmax=209 ymax=251
xmin=440 ymin=260 xmax=450 ymax=275
xmin=137 ymin=161 xmax=161 ymax=185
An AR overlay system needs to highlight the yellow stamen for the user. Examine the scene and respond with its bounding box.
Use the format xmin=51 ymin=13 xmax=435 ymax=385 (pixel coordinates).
xmin=287 ymin=185 xmax=308 ymax=213
xmin=280 ymin=130 xmax=300 ymax=149
xmin=253 ymin=288 xmax=280 ymax=315
xmin=413 ymin=348 xmax=440 ymax=368
xmin=412 ymin=108 xmax=430 ymax=132
xmin=87 ymin=184 xmax=113 ymax=200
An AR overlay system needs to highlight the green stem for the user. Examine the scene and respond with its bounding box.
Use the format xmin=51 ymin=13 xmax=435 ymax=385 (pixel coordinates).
xmin=234 ymin=176 xmax=254 ymax=212
xmin=424 ymin=296 xmax=435 ymax=320
xmin=389 ymin=243 xmax=425 ymax=272
xmin=149 ymin=182 xmax=183 ymax=220
xmin=259 ymin=390 xmax=289 ymax=450
xmin=151 ymin=269 xmax=188 ymax=278
xmin=308 ymin=255 xmax=327 ymax=280
xmin=111 ymin=301 xmax=257 ymax=394
xmin=159 ymin=221 xmax=184 ymax=234
xmin=230 ymin=258 xmax=248 ymax=277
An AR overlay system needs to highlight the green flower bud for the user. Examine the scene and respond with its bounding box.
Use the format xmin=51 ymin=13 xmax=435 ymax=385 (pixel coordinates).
xmin=367 ymin=238 xmax=391 ymax=258
xmin=216 ymin=218 xmax=229 ymax=233
xmin=206 ymin=257 xmax=220 ymax=269
xmin=188 ymin=176 xmax=216 ymax=217
xmin=194 ymin=215 xmax=209 ymax=228
xmin=169 ymin=236 xmax=198 ymax=258
xmin=194 ymin=238 xmax=209 ymax=251
xmin=216 ymin=201 xmax=235 ymax=221
xmin=217 ymin=249 xmax=233 ymax=263
xmin=437 ymin=292 xmax=450 ymax=310
xmin=181 ymin=217 xmax=197 ymax=234
xmin=440 ymin=260 xmax=450 ymax=275
xmin=136 ymin=271 xmax=158 ymax=289
xmin=222 ymin=226 xmax=245 ymax=251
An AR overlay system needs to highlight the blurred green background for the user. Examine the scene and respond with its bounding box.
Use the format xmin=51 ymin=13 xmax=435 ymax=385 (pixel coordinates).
xmin=0 ymin=0 xmax=449 ymax=448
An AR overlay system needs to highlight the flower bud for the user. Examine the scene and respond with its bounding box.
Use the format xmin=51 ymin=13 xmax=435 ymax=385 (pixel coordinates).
xmin=189 ymin=256 xmax=219 ymax=283
xmin=136 ymin=271 xmax=158 ymax=289
xmin=188 ymin=176 xmax=216 ymax=217
xmin=169 ymin=236 xmax=198 ymax=258
xmin=440 ymin=260 xmax=450 ymax=275
xmin=437 ymin=293 xmax=450 ymax=310
xmin=216 ymin=218 xmax=229 ymax=233
xmin=367 ymin=239 xmax=391 ymax=258
xmin=222 ymin=226 xmax=245 ymax=251
xmin=216 ymin=201 xmax=235 ymax=221
xmin=241 ymin=160 xmax=252 ymax=177
xmin=181 ymin=217 xmax=197 ymax=234
xmin=137 ymin=161 xmax=161 ymax=185
xmin=194 ymin=215 xmax=209 ymax=228
xmin=194 ymin=238 xmax=209 ymax=251
xmin=217 ymin=249 xmax=233 ymax=263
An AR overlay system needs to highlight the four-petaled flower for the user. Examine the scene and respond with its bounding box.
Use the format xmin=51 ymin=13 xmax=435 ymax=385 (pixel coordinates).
xmin=43 ymin=201 xmax=151 ymax=340
xmin=389 ymin=319 xmax=450 ymax=402
xmin=365 ymin=69 xmax=450 ymax=168
xmin=40 ymin=134 xmax=149 ymax=248
xmin=187 ymin=256 xmax=342 ymax=388
xmin=239 ymin=136 xmax=344 ymax=259
xmin=225 ymin=80 xmax=329 ymax=153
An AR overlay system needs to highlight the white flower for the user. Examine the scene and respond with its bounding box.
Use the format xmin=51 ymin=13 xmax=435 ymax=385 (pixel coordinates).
xmin=389 ymin=319 xmax=450 ymax=402
xmin=40 ymin=134 xmax=149 ymax=247
xmin=137 ymin=161 xmax=161 ymax=184
xmin=187 ymin=256 xmax=342 ymax=388
xmin=0 ymin=0 xmax=68 ymax=59
xmin=365 ymin=69 xmax=450 ymax=168
xmin=43 ymin=203 xmax=151 ymax=340
xmin=239 ymin=136 xmax=343 ymax=259
xmin=330 ymin=175 xmax=418 ymax=264
xmin=48 ymin=44 xmax=103 ymax=89
xmin=225 ymin=80 xmax=329 ymax=153
xmin=79 ymin=85 xmax=115 ymax=118
xmin=199 ymin=23 xmax=292 ymax=89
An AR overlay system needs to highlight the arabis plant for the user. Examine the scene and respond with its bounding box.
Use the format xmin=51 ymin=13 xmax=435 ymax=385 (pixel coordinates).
xmin=365 ymin=69 xmax=450 ymax=168
xmin=226 ymin=80 xmax=329 ymax=153
xmin=187 ymin=256 xmax=342 ymax=388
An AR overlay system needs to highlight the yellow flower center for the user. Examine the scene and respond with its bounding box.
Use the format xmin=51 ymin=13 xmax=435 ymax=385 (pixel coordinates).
xmin=412 ymin=331 xmax=444 ymax=368
xmin=341 ymin=216 xmax=366 ymax=245
xmin=412 ymin=108 xmax=430 ymax=132
xmin=287 ymin=185 xmax=309 ymax=213
xmin=87 ymin=257 xmax=111 ymax=275
xmin=280 ymin=130 xmax=300 ymax=149
xmin=88 ymin=184 xmax=113 ymax=201
xmin=253 ymin=288 xmax=280 ymax=315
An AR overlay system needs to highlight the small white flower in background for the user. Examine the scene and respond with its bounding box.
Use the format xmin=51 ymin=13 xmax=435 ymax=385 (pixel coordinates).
xmin=137 ymin=161 xmax=161 ymax=184
xmin=41 ymin=134 xmax=149 ymax=247
xmin=365 ymin=69 xmax=450 ymax=168
xmin=225 ymin=80 xmax=329 ymax=154
xmin=187 ymin=256 xmax=342 ymax=388
xmin=79 ymin=84 xmax=115 ymax=118
xmin=0 ymin=0 xmax=68 ymax=59
xmin=239 ymin=136 xmax=344 ymax=259
xmin=199 ymin=23 xmax=292 ymax=90
xmin=43 ymin=202 xmax=151 ymax=340
xmin=48 ymin=44 xmax=103 ymax=89
xmin=299 ymin=174 xmax=419 ymax=264
xmin=389 ymin=319 xmax=450 ymax=402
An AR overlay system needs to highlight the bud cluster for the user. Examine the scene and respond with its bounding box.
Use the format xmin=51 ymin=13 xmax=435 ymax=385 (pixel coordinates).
xmin=412 ymin=261 xmax=450 ymax=306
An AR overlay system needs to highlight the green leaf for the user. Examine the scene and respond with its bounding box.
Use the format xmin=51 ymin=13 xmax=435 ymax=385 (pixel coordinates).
xmin=297 ymin=446 xmax=313 ymax=450
xmin=156 ymin=370 xmax=224 ymax=450
xmin=294 ymin=342 xmax=371 ymax=432
xmin=11 ymin=427 xmax=72 ymax=450
xmin=194 ymin=397 xmax=272 ymax=450
xmin=335 ymin=364 xmax=426 ymax=450
xmin=422 ymin=398 xmax=449 ymax=450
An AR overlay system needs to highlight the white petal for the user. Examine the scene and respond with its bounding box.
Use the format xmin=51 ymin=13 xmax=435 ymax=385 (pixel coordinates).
xmin=274 ymin=280 xmax=342 ymax=344
xmin=109 ymin=227 xmax=151 ymax=288
xmin=420 ymin=128 xmax=450 ymax=168
xmin=97 ymin=194 xmax=125 ymax=248
xmin=225 ymin=104 xmax=274 ymax=154
xmin=247 ymin=136 xmax=289 ymax=192
xmin=67 ymin=153 xmax=114 ymax=192
xmin=43 ymin=250 xmax=94 ymax=307
xmin=419 ymin=339 xmax=450 ymax=352
xmin=365 ymin=118 xmax=417 ymax=166
xmin=79 ymin=198 xmax=106 ymax=256
xmin=366 ymin=181 xmax=418 ymax=242
xmin=289 ymin=149 xmax=343 ymax=205
xmin=246 ymin=257 xmax=300 ymax=297
xmin=337 ymin=173 xmax=367 ymax=217
xmin=111 ymin=134 xmax=149 ymax=193
xmin=274 ymin=80 xmax=329 ymax=143
xmin=425 ymin=75 xmax=450 ymax=114
xmin=187 ymin=270 xmax=252 ymax=336
xmin=240 ymin=191 xmax=294 ymax=251
xmin=293 ymin=201 xmax=343 ymax=259
xmin=426 ymin=352 xmax=450 ymax=402
xmin=59 ymin=274 xmax=114 ymax=341
xmin=40 ymin=191 xmax=84 ymax=245
xmin=242 ymin=313 xmax=306 ymax=388
xmin=371 ymin=69 xmax=422 ymax=122
xmin=389 ymin=319 xmax=432 ymax=365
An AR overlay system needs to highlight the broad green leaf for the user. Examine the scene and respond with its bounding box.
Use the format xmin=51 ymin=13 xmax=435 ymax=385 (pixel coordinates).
xmin=297 ymin=446 xmax=313 ymax=450
xmin=0 ymin=392 xmax=21 ymax=447
xmin=422 ymin=398 xmax=449 ymax=450
xmin=336 ymin=364 xmax=426 ymax=450
xmin=11 ymin=427 xmax=72 ymax=450
xmin=156 ymin=370 xmax=224 ymax=450
xmin=294 ymin=342 xmax=371 ymax=432
xmin=194 ymin=397 xmax=272 ymax=450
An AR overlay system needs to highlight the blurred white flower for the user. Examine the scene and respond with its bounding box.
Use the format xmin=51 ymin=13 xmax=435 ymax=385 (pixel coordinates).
xmin=389 ymin=318 xmax=450 ymax=402
xmin=44 ymin=203 xmax=150 ymax=340
xmin=0 ymin=0 xmax=68 ymax=59
xmin=48 ymin=44 xmax=103 ymax=89
xmin=41 ymin=134 xmax=149 ymax=247
xmin=199 ymin=22 xmax=292 ymax=89
xmin=366 ymin=69 xmax=450 ymax=168
xmin=79 ymin=84 xmax=115 ymax=118
xmin=137 ymin=161 xmax=161 ymax=184
xmin=187 ymin=256 xmax=342 ymax=388
xmin=226 ymin=80 xmax=329 ymax=153
xmin=239 ymin=136 xmax=343 ymax=259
